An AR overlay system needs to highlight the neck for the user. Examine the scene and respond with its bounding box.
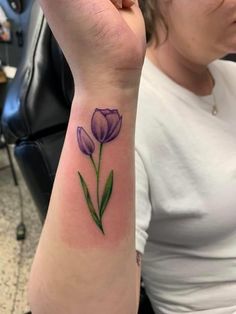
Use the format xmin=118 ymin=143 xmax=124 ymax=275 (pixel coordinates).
xmin=147 ymin=41 xmax=214 ymax=96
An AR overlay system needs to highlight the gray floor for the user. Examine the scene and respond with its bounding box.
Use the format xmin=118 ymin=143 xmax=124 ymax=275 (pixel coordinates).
xmin=0 ymin=146 xmax=42 ymax=314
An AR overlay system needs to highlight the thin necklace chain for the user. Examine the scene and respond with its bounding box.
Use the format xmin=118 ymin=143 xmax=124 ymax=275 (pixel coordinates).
xmin=148 ymin=54 xmax=218 ymax=116
xmin=208 ymin=70 xmax=218 ymax=116
xmin=212 ymin=94 xmax=218 ymax=116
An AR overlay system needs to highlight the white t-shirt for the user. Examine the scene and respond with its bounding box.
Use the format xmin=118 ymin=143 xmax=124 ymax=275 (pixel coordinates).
xmin=135 ymin=58 xmax=236 ymax=314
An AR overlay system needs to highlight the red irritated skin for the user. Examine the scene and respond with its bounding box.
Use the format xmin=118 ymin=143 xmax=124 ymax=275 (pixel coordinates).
xmin=58 ymin=104 xmax=134 ymax=251
xmin=28 ymin=89 xmax=139 ymax=314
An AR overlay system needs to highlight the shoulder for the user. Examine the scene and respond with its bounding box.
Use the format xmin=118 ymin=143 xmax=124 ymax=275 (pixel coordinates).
xmin=136 ymin=82 xmax=167 ymax=144
xmin=135 ymin=80 xmax=172 ymax=167
xmin=210 ymin=59 xmax=236 ymax=96
xmin=137 ymin=58 xmax=172 ymax=124
xmin=136 ymin=60 xmax=185 ymax=155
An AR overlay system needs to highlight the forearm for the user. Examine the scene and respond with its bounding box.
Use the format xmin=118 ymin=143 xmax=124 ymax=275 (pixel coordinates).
xmin=28 ymin=86 xmax=138 ymax=314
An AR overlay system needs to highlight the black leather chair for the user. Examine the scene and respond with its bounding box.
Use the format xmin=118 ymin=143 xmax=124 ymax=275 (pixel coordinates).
xmin=1 ymin=2 xmax=155 ymax=313
xmin=2 ymin=0 xmax=71 ymax=221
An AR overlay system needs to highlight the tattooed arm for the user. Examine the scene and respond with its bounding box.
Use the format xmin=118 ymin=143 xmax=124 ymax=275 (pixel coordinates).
xmin=28 ymin=1 xmax=146 ymax=314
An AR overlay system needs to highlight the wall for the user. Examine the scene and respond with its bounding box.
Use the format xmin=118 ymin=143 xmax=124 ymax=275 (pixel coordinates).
xmin=0 ymin=0 xmax=34 ymax=67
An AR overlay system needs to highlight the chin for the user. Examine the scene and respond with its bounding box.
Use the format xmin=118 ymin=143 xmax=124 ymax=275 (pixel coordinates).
xmin=215 ymin=49 xmax=236 ymax=61
xmin=220 ymin=51 xmax=236 ymax=61
xmin=223 ymin=41 xmax=236 ymax=54
xmin=214 ymin=40 xmax=236 ymax=60
xmin=221 ymin=52 xmax=234 ymax=58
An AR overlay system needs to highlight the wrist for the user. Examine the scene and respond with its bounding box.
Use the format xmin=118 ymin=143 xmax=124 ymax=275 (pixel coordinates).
xmin=74 ymin=86 xmax=139 ymax=105
xmin=72 ymin=67 xmax=142 ymax=99
xmin=73 ymin=83 xmax=140 ymax=112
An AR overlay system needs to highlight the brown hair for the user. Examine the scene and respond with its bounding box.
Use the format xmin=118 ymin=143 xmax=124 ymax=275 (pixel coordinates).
xmin=139 ymin=0 xmax=165 ymax=44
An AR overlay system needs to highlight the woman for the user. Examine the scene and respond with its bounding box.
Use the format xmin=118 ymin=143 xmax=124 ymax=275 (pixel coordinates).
xmin=136 ymin=0 xmax=236 ymax=313
xmin=28 ymin=0 xmax=236 ymax=313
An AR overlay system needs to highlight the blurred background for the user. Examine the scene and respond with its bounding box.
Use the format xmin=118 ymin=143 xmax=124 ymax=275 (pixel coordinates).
xmin=0 ymin=1 xmax=41 ymax=313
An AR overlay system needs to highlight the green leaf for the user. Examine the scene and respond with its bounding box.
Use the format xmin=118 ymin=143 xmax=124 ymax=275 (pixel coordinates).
xmin=100 ymin=170 xmax=113 ymax=218
xmin=78 ymin=172 xmax=102 ymax=230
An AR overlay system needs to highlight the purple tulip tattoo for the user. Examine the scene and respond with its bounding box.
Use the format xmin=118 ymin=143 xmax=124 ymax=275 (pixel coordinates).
xmin=77 ymin=127 xmax=95 ymax=156
xmin=77 ymin=108 xmax=122 ymax=235
xmin=91 ymin=109 xmax=122 ymax=143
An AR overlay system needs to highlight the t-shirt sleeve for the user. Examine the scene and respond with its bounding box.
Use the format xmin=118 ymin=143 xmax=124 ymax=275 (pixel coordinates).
xmin=135 ymin=150 xmax=152 ymax=255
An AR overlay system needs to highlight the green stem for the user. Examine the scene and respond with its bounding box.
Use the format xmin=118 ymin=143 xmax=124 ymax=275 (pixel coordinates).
xmin=89 ymin=147 xmax=105 ymax=234
xmin=90 ymin=155 xmax=97 ymax=175
xmin=97 ymin=143 xmax=103 ymax=213
xmin=97 ymin=143 xmax=103 ymax=212
xmin=99 ymin=222 xmax=105 ymax=235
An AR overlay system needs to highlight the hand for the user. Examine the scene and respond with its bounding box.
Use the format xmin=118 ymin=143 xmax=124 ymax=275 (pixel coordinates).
xmin=39 ymin=0 xmax=146 ymax=90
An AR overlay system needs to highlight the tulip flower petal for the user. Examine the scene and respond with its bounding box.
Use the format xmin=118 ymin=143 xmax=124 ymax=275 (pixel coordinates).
xmin=100 ymin=109 xmax=111 ymax=115
xmin=106 ymin=111 xmax=120 ymax=133
xmin=105 ymin=117 xmax=122 ymax=142
xmin=77 ymin=127 xmax=95 ymax=156
xmin=91 ymin=110 xmax=109 ymax=143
